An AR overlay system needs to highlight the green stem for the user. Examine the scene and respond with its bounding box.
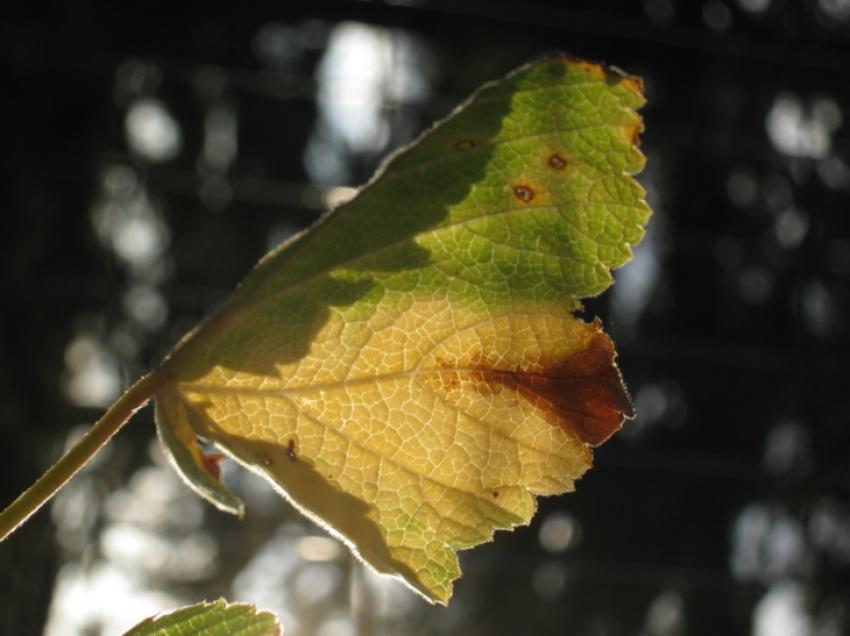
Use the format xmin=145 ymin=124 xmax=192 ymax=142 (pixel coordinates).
xmin=0 ymin=372 xmax=163 ymax=542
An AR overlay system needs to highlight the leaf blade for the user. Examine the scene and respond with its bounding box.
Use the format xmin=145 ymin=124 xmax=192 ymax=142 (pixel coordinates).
xmin=155 ymin=55 xmax=649 ymax=603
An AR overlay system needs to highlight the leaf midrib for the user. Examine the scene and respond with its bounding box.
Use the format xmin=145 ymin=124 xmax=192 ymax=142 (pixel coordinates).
xmin=177 ymin=366 xmax=613 ymax=398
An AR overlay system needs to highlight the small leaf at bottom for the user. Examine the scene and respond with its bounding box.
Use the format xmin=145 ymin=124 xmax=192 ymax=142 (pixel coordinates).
xmin=123 ymin=599 xmax=281 ymax=636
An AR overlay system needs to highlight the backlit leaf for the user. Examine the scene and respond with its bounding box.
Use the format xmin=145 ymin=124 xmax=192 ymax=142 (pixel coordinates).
xmin=154 ymin=55 xmax=649 ymax=603
xmin=123 ymin=599 xmax=280 ymax=636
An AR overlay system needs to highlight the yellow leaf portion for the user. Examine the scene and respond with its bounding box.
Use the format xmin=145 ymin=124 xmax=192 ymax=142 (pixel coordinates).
xmin=159 ymin=299 xmax=625 ymax=602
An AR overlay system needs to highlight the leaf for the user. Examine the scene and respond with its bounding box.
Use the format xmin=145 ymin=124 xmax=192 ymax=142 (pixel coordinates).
xmin=154 ymin=55 xmax=649 ymax=603
xmin=123 ymin=599 xmax=281 ymax=636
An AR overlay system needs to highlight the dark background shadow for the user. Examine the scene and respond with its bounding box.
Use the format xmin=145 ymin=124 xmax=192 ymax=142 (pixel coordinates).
xmin=1 ymin=2 xmax=849 ymax=635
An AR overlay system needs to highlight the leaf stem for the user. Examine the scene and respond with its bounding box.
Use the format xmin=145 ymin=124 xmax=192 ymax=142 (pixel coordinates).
xmin=0 ymin=372 xmax=162 ymax=542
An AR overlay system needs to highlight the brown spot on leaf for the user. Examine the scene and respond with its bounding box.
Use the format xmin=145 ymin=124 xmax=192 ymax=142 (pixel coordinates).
xmin=440 ymin=323 xmax=632 ymax=447
xmin=491 ymin=490 xmax=499 ymax=498
xmin=201 ymin=452 xmax=225 ymax=480
xmin=454 ymin=139 xmax=476 ymax=152
xmin=548 ymin=153 xmax=567 ymax=170
xmin=513 ymin=185 xmax=534 ymax=202
xmin=288 ymin=438 xmax=298 ymax=461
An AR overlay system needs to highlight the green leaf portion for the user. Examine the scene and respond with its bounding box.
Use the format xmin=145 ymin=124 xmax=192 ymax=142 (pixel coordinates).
xmin=233 ymin=59 xmax=646 ymax=305
xmin=123 ymin=599 xmax=280 ymax=636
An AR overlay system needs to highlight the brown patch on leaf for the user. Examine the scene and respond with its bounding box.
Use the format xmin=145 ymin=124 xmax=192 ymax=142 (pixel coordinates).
xmin=288 ymin=438 xmax=298 ymax=461
xmin=435 ymin=322 xmax=632 ymax=447
xmin=454 ymin=139 xmax=476 ymax=152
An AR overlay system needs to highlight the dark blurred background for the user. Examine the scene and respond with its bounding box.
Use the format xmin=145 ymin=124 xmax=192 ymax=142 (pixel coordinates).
xmin=1 ymin=1 xmax=849 ymax=635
